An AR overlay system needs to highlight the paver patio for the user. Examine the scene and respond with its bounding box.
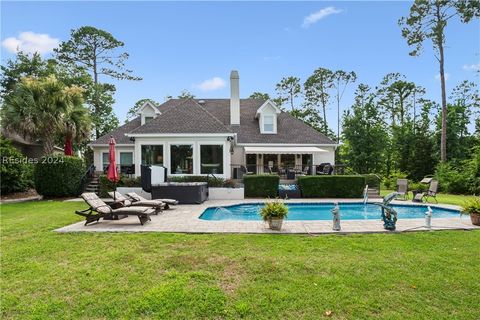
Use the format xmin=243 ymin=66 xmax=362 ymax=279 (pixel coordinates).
xmin=56 ymin=198 xmax=478 ymax=234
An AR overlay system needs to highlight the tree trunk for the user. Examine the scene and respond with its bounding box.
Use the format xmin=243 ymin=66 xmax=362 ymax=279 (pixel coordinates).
xmin=93 ymin=47 xmax=100 ymax=139
xmin=42 ymin=135 xmax=55 ymax=155
xmin=436 ymin=3 xmax=447 ymax=162
xmin=439 ymin=42 xmax=447 ymax=162
xmin=337 ymin=93 xmax=340 ymax=143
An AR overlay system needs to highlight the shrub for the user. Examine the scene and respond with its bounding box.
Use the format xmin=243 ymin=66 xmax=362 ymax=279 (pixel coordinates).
xmin=297 ymin=176 xmax=366 ymax=198
xmin=363 ymin=174 xmax=381 ymax=189
xmin=244 ymin=175 xmax=279 ymax=198
xmin=99 ymin=175 xmax=142 ymax=197
xmin=382 ymin=171 xmax=407 ymax=190
xmin=34 ymin=156 xmax=85 ymax=197
xmin=168 ymin=175 xmax=225 ymax=188
xmin=260 ymin=200 xmax=288 ymax=221
xmin=461 ymin=197 xmax=480 ymax=215
xmin=0 ymin=137 xmax=34 ymax=194
xmin=410 ymin=182 xmax=428 ymax=192
xmin=434 ymin=162 xmax=470 ymax=194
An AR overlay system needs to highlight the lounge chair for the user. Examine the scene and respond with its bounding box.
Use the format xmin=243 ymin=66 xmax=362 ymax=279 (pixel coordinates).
xmin=108 ymin=191 xmax=164 ymax=214
xmin=75 ymin=192 xmax=153 ymax=225
xmin=413 ymin=180 xmax=438 ymax=203
xmin=396 ymin=179 xmax=409 ymax=200
xmin=125 ymin=192 xmax=178 ymax=209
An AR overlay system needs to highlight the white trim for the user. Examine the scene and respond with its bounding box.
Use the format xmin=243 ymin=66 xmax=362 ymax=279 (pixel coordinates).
xmin=137 ymin=101 xmax=161 ymax=115
xmin=125 ymin=133 xmax=233 ymax=138
xmin=255 ymin=100 xmax=281 ymax=118
xmin=244 ymin=146 xmax=327 ymax=154
xmin=237 ymin=143 xmax=339 ymax=147
xmin=89 ymin=143 xmax=133 ymax=147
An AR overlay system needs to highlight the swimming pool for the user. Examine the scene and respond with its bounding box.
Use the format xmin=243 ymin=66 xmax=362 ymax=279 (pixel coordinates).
xmin=199 ymin=203 xmax=460 ymax=221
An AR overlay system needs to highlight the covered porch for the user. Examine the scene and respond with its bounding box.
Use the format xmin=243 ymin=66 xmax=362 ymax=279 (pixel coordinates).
xmin=231 ymin=146 xmax=334 ymax=180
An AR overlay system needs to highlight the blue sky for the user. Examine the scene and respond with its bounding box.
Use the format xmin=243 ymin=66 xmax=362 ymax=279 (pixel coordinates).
xmin=1 ymin=1 xmax=479 ymax=128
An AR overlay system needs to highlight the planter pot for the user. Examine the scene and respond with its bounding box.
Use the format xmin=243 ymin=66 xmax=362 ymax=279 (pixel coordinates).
xmin=470 ymin=212 xmax=480 ymax=226
xmin=267 ymin=218 xmax=284 ymax=230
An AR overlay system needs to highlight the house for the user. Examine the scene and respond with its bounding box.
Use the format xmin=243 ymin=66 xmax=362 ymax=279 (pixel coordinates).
xmin=1 ymin=129 xmax=64 ymax=159
xmin=89 ymin=71 xmax=337 ymax=179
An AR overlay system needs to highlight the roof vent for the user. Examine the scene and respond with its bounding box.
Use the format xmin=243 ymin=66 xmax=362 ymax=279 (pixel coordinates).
xmin=198 ymin=100 xmax=206 ymax=105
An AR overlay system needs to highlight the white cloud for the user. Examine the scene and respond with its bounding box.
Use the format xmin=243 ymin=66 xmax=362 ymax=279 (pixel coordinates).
xmin=463 ymin=64 xmax=480 ymax=71
xmin=302 ymin=7 xmax=342 ymax=28
xmin=1 ymin=31 xmax=59 ymax=55
xmin=435 ymin=73 xmax=450 ymax=81
xmin=193 ymin=77 xmax=226 ymax=91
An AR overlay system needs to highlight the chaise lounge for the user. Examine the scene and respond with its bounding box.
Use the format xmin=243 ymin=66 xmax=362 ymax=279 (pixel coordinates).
xmin=125 ymin=192 xmax=179 ymax=209
xmin=108 ymin=191 xmax=164 ymax=214
xmin=75 ymin=192 xmax=154 ymax=225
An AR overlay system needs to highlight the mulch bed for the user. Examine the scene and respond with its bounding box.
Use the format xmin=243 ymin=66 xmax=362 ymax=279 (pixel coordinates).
xmin=1 ymin=189 xmax=40 ymax=201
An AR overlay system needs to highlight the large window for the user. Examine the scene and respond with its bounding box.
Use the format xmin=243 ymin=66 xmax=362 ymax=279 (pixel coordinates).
xmin=263 ymin=115 xmax=274 ymax=132
xmin=120 ymin=152 xmax=134 ymax=174
xmin=141 ymin=145 xmax=163 ymax=166
xmin=200 ymin=145 xmax=223 ymax=174
xmin=170 ymin=144 xmax=193 ymax=174
xmin=102 ymin=153 xmax=109 ymax=171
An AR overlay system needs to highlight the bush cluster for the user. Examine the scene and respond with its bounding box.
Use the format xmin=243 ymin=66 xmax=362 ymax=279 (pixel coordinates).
xmin=382 ymin=171 xmax=407 ymax=190
xmin=34 ymin=156 xmax=85 ymax=197
xmin=168 ymin=175 xmax=236 ymax=188
xmin=99 ymin=175 xmax=141 ymax=197
xmin=244 ymin=175 xmax=279 ymax=198
xmin=298 ymin=176 xmax=366 ymax=198
xmin=0 ymin=137 xmax=34 ymax=194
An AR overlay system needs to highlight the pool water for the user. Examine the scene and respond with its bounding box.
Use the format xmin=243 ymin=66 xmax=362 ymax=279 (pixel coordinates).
xmin=199 ymin=203 xmax=460 ymax=221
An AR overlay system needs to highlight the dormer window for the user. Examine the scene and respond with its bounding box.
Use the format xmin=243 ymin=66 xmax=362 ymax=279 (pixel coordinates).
xmin=138 ymin=101 xmax=161 ymax=125
xmin=256 ymin=100 xmax=281 ymax=134
xmin=263 ymin=115 xmax=274 ymax=133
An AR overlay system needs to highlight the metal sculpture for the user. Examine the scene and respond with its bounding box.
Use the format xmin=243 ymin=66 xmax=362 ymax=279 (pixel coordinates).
xmin=373 ymin=192 xmax=398 ymax=231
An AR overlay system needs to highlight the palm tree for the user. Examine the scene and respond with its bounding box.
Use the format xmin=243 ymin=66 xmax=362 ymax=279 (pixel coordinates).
xmin=2 ymin=75 xmax=90 ymax=155
xmin=62 ymin=103 xmax=91 ymax=155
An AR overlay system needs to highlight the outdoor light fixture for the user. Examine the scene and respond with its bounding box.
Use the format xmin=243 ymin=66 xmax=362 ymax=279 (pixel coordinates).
xmin=129 ymin=137 xmax=135 ymax=142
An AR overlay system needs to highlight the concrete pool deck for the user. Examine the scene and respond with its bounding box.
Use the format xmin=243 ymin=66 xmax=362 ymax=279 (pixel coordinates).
xmin=56 ymin=198 xmax=479 ymax=234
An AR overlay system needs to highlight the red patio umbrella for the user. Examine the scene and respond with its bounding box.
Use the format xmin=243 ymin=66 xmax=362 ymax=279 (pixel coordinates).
xmin=64 ymin=137 xmax=74 ymax=156
xmin=107 ymin=136 xmax=120 ymax=200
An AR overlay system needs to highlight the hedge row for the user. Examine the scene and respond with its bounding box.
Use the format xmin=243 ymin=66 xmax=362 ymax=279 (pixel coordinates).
xmin=34 ymin=156 xmax=85 ymax=197
xmin=168 ymin=175 xmax=235 ymax=188
xmin=297 ymin=176 xmax=366 ymax=198
xmin=244 ymin=175 xmax=279 ymax=198
xmin=99 ymin=175 xmax=142 ymax=198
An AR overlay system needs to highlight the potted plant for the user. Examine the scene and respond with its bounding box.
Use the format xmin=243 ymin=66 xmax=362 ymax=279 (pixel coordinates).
xmin=260 ymin=199 xmax=288 ymax=230
xmin=461 ymin=197 xmax=480 ymax=226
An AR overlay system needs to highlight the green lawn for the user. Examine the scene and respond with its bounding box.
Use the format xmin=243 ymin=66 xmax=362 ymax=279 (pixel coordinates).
xmin=380 ymin=189 xmax=476 ymax=206
xmin=1 ymin=201 xmax=479 ymax=319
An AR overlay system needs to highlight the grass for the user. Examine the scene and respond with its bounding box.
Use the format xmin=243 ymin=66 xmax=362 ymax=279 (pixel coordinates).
xmin=1 ymin=200 xmax=479 ymax=319
xmin=380 ymin=189 xmax=477 ymax=206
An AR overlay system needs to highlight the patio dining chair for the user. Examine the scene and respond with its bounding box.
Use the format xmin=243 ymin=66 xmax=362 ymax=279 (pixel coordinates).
xmin=396 ymin=179 xmax=409 ymax=200
xmin=75 ymin=192 xmax=153 ymax=225
xmin=413 ymin=180 xmax=439 ymax=203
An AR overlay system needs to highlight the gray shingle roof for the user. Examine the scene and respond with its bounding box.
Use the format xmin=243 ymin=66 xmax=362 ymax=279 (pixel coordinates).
xmin=90 ymin=117 xmax=141 ymax=145
xmin=90 ymin=98 xmax=335 ymax=145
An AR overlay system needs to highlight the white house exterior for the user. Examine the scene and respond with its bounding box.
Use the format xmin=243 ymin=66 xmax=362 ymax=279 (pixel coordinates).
xmin=90 ymin=71 xmax=337 ymax=179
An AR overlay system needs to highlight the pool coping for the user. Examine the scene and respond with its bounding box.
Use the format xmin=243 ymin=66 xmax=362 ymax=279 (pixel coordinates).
xmin=55 ymin=198 xmax=479 ymax=234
